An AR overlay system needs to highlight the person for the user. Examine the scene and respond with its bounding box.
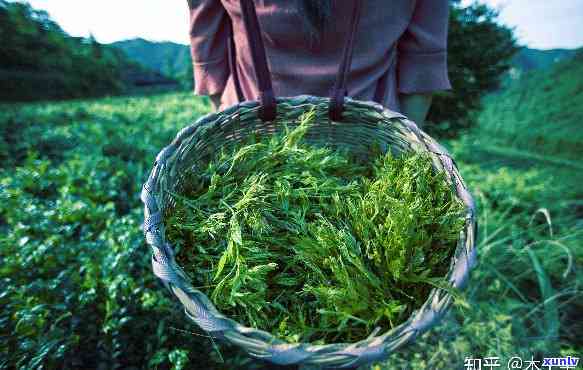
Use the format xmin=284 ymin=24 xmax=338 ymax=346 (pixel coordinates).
xmin=187 ymin=0 xmax=451 ymax=127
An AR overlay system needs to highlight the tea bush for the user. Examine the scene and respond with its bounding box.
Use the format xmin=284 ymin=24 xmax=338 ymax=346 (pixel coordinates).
xmin=0 ymin=94 xmax=259 ymax=369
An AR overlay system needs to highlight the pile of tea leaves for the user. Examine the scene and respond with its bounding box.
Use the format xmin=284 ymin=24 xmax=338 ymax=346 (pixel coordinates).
xmin=165 ymin=111 xmax=465 ymax=344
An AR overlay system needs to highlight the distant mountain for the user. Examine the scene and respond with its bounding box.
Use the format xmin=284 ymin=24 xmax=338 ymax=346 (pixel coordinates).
xmin=111 ymin=38 xmax=192 ymax=87
xmin=508 ymin=47 xmax=579 ymax=79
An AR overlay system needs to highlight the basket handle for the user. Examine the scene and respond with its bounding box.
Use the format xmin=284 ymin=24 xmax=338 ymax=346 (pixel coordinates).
xmin=236 ymin=0 xmax=364 ymax=122
xmin=329 ymin=0 xmax=363 ymax=122
xmin=240 ymin=0 xmax=277 ymax=121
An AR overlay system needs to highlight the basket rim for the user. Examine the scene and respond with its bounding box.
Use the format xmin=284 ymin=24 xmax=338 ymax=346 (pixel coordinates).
xmin=141 ymin=95 xmax=477 ymax=368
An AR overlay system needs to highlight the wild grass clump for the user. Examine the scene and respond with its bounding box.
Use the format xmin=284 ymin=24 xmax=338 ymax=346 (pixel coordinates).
xmin=165 ymin=111 xmax=466 ymax=344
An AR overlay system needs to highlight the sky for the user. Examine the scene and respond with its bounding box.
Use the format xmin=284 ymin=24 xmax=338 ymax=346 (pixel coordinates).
xmin=21 ymin=0 xmax=583 ymax=49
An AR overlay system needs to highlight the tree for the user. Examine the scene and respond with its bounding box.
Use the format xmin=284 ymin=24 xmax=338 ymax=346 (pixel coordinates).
xmin=0 ymin=0 xmax=126 ymax=101
xmin=426 ymin=1 xmax=519 ymax=137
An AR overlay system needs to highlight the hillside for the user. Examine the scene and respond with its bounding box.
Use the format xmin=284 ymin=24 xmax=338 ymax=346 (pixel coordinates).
xmin=511 ymin=47 xmax=579 ymax=75
xmin=0 ymin=0 xmax=125 ymax=101
xmin=0 ymin=1 xmax=176 ymax=101
xmin=476 ymin=48 xmax=583 ymax=162
xmin=112 ymin=38 xmax=192 ymax=87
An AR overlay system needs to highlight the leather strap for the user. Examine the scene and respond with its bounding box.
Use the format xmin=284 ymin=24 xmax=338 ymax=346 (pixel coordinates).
xmin=232 ymin=1 xmax=367 ymax=122
xmin=329 ymin=0 xmax=363 ymax=121
xmin=240 ymin=0 xmax=277 ymax=121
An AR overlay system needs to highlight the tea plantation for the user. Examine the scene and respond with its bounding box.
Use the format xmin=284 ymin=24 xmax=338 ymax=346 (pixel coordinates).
xmin=1 ymin=77 xmax=581 ymax=368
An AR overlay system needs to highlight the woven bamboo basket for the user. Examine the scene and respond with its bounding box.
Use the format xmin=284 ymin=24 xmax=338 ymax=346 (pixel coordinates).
xmin=141 ymin=95 xmax=477 ymax=369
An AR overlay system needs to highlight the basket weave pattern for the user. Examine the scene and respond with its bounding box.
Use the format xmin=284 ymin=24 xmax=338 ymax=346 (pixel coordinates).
xmin=141 ymin=96 xmax=477 ymax=368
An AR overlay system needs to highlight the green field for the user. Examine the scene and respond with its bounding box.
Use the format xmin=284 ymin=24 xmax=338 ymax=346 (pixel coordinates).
xmin=1 ymin=56 xmax=582 ymax=369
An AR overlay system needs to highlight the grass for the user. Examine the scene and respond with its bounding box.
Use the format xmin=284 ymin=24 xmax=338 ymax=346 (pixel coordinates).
xmin=377 ymin=53 xmax=583 ymax=367
xmin=380 ymin=153 xmax=583 ymax=368
xmin=476 ymin=50 xmax=583 ymax=161
xmin=0 ymin=84 xmax=581 ymax=369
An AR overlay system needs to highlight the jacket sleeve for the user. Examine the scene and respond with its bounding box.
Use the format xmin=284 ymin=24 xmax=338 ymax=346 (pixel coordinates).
xmin=188 ymin=0 xmax=230 ymax=96
xmin=396 ymin=0 xmax=452 ymax=94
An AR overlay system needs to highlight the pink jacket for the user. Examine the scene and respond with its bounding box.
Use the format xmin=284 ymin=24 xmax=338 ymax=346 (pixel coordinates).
xmin=189 ymin=0 xmax=451 ymax=111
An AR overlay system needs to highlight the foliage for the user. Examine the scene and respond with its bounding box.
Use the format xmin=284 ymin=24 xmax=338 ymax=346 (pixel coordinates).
xmin=379 ymin=64 xmax=583 ymax=368
xmin=112 ymin=38 xmax=193 ymax=90
xmin=381 ymin=147 xmax=583 ymax=369
xmin=0 ymin=85 xmax=581 ymax=369
xmin=0 ymin=94 xmax=232 ymax=369
xmin=476 ymin=49 xmax=583 ymax=161
xmin=426 ymin=1 xmax=519 ymax=137
xmin=510 ymin=48 xmax=578 ymax=76
xmin=0 ymin=1 xmax=168 ymax=102
xmin=166 ymin=112 xmax=464 ymax=343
